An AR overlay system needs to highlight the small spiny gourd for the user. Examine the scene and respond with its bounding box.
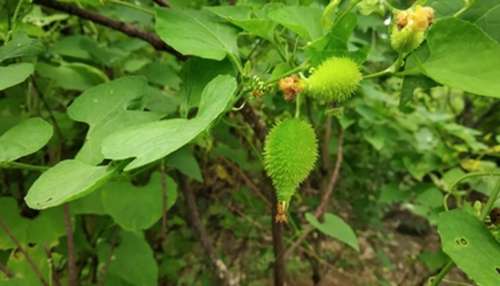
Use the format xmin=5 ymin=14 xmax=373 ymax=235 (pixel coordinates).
xmin=305 ymin=57 xmax=362 ymax=103
xmin=264 ymin=118 xmax=318 ymax=222
xmin=390 ymin=5 xmax=434 ymax=54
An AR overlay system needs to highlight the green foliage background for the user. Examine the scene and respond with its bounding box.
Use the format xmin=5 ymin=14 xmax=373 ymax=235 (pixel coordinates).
xmin=0 ymin=0 xmax=499 ymax=285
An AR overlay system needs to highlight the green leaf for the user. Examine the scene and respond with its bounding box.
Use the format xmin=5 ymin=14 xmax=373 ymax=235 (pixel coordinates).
xmin=0 ymin=198 xmax=28 ymax=250
xmin=0 ymin=63 xmax=34 ymax=91
xmin=155 ymin=8 xmax=238 ymax=60
xmin=67 ymin=76 xmax=162 ymax=165
xmin=101 ymin=173 xmax=177 ymax=231
xmin=167 ymin=147 xmax=203 ymax=182
xmin=0 ymin=198 xmax=65 ymax=250
xmin=437 ymin=210 xmax=500 ymax=286
xmin=206 ymin=5 xmax=276 ymax=41
xmin=305 ymin=13 xmax=359 ymax=65
xmin=104 ymin=231 xmax=158 ymax=286
xmin=475 ymin=4 xmax=500 ymax=42
xmin=35 ymin=62 xmax=108 ymax=91
xmin=102 ymin=75 xmax=237 ymax=171
xmin=268 ymin=6 xmax=323 ymax=40
xmin=0 ymin=117 xmax=53 ymax=163
xmin=179 ymin=57 xmax=234 ymax=110
xmin=0 ymin=34 xmax=44 ymax=63
xmin=421 ymin=18 xmax=500 ymax=98
xmin=25 ymin=160 xmax=114 ymax=210
xmin=7 ymin=245 xmax=49 ymax=286
xmin=305 ymin=212 xmax=359 ymax=251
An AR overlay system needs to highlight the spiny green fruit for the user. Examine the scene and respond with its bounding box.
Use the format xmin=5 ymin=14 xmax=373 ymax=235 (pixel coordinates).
xmin=264 ymin=118 xmax=318 ymax=222
xmin=305 ymin=57 xmax=362 ymax=103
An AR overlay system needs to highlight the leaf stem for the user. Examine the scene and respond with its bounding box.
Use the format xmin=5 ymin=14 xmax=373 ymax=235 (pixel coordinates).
xmin=363 ymin=54 xmax=405 ymax=79
xmin=295 ymin=93 xmax=301 ymax=118
xmin=6 ymin=0 xmax=25 ymax=42
xmin=0 ymin=161 xmax=49 ymax=171
xmin=429 ymin=260 xmax=454 ymax=286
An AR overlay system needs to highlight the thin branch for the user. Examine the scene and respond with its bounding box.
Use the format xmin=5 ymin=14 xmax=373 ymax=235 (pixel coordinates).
xmin=0 ymin=217 xmax=49 ymax=286
xmin=33 ymin=0 xmax=183 ymax=58
xmin=0 ymin=261 xmax=13 ymax=278
xmin=283 ymin=128 xmax=344 ymax=259
xmin=321 ymin=117 xmax=332 ymax=169
xmin=63 ymin=204 xmax=78 ymax=286
xmin=223 ymin=158 xmax=271 ymax=207
xmin=159 ymin=160 xmax=168 ymax=243
xmin=179 ymin=176 xmax=239 ymax=286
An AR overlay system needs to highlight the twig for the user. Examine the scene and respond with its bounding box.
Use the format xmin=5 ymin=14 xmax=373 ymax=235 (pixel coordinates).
xmin=223 ymin=159 xmax=271 ymax=207
xmin=179 ymin=176 xmax=239 ymax=286
xmin=0 ymin=217 xmax=49 ymax=286
xmin=283 ymin=128 xmax=344 ymax=259
xmin=63 ymin=204 xmax=78 ymax=286
xmin=321 ymin=117 xmax=332 ymax=169
xmin=159 ymin=160 xmax=168 ymax=243
xmin=271 ymin=188 xmax=286 ymax=286
xmin=44 ymin=246 xmax=62 ymax=286
xmin=33 ymin=0 xmax=182 ymax=58
xmin=240 ymin=103 xmax=267 ymax=143
xmin=98 ymin=229 xmax=118 ymax=286
xmin=153 ymin=0 xmax=170 ymax=7
xmin=0 ymin=261 xmax=13 ymax=278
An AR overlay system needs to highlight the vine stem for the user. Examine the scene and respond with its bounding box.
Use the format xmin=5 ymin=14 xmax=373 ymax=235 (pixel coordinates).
xmin=295 ymin=93 xmax=301 ymax=118
xmin=363 ymin=54 xmax=405 ymax=79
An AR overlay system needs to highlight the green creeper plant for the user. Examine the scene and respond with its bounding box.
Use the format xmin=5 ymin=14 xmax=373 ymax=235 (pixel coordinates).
xmin=264 ymin=118 xmax=318 ymax=222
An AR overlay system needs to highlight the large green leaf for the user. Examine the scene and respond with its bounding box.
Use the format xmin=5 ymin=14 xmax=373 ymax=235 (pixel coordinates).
xmin=179 ymin=57 xmax=234 ymax=109
xmin=305 ymin=212 xmax=359 ymax=251
xmin=0 ymin=198 xmax=65 ymax=250
xmin=155 ymin=8 xmax=238 ymax=60
xmin=0 ymin=118 xmax=53 ymax=163
xmin=25 ymin=160 xmax=114 ymax=209
xmin=102 ymin=75 xmax=237 ymax=171
xmin=104 ymin=231 xmax=158 ymax=286
xmin=67 ymin=76 xmax=162 ymax=165
xmin=206 ymin=5 xmax=276 ymax=41
xmin=437 ymin=210 xmax=500 ymax=286
xmin=268 ymin=6 xmax=323 ymax=40
xmin=35 ymin=62 xmax=108 ymax=91
xmin=101 ymin=173 xmax=177 ymax=231
xmin=0 ymin=63 xmax=34 ymax=91
xmin=475 ymin=4 xmax=500 ymax=42
xmin=421 ymin=18 xmax=500 ymax=98
xmin=0 ymin=198 xmax=28 ymax=250
xmin=305 ymin=13 xmax=358 ymax=65
xmin=0 ymin=34 xmax=44 ymax=63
